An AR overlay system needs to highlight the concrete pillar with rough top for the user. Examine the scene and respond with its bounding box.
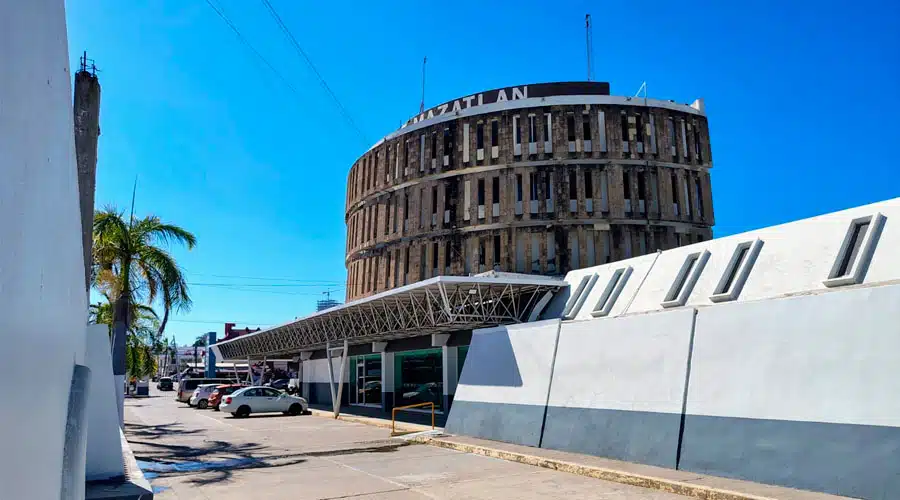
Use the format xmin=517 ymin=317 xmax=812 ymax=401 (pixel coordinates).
xmin=73 ymin=65 xmax=101 ymax=291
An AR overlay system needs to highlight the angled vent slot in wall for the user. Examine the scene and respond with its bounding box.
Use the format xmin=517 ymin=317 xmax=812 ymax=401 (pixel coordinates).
xmin=824 ymin=212 xmax=885 ymax=287
xmin=662 ymin=250 xmax=710 ymax=308
xmin=562 ymin=273 xmax=597 ymax=319
xmin=591 ymin=266 xmax=633 ymax=317
xmin=562 ymin=273 xmax=599 ymax=320
xmin=710 ymin=239 xmax=764 ymax=303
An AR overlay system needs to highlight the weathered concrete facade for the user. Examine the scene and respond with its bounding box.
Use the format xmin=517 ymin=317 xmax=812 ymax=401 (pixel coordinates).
xmin=73 ymin=66 xmax=101 ymax=290
xmin=345 ymin=83 xmax=715 ymax=300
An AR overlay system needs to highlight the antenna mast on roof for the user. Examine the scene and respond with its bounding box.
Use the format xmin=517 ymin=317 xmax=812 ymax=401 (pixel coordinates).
xmin=585 ymin=15 xmax=594 ymax=81
xmin=419 ymin=56 xmax=427 ymax=113
xmin=634 ymin=81 xmax=648 ymax=106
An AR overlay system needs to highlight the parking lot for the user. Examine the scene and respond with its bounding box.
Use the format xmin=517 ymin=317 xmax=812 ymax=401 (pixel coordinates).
xmin=127 ymin=387 xmax=682 ymax=499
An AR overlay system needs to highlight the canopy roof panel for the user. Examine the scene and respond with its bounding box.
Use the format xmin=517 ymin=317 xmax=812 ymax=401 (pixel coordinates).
xmin=212 ymin=274 xmax=565 ymax=360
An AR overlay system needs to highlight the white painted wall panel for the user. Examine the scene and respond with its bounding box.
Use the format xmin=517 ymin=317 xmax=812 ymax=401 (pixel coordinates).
xmin=564 ymin=198 xmax=900 ymax=316
xmin=84 ymin=325 xmax=125 ymax=481
xmin=548 ymin=308 xmax=694 ymax=414
xmin=687 ymin=284 xmax=900 ymax=426
xmin=547 ymin=253 xmax=658 ymax=320
xmin=303 ymin=357 xmax=350 ymax=383
xmin=0 ymin=2 xmax=87 ymax=498
xmin=454 ymin=320 xmax=560 ymax=406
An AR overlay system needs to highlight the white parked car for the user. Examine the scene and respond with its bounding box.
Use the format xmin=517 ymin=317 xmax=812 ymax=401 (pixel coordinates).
xmin=189 ymin=383 xmax=221 ymax=409
xmin=220 ymin=386 xmax=308 ymax=418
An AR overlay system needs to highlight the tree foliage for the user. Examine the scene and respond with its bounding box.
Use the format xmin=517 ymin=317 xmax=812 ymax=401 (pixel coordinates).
xmin=91 ymin=206 xmax=196 ymax=380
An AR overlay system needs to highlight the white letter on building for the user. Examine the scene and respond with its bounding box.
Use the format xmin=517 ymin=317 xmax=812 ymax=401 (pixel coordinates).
xmin=512 ymin=86 xmax=528 ymax=100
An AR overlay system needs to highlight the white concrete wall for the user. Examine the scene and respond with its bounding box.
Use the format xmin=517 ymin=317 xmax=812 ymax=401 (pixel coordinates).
xmin=678 ymin=283 xmax=900 ymax=498
xmin=446 ymin=320 xmax=560 ymax=446
xmin=303 ymin=357 xmax=350 ymax=384
xmin=0 ymin=1 xmax=88 ymax=498
xmin=454 ymin=320 xmax=560 ymax=407
xmin=687 ymin=285 xmax=900 ymax=426
xmin=547 ymin=253 xmax=659 ymax=321
xmin=84 ymin=325 xmax=125 ymax=481
xmin=559 ymin=198 xmax=900 ymax=318
xmin=541 ymin=309 xmax=695 ymax=467
xmin=548 ymin=309 xmax=694 ymax=414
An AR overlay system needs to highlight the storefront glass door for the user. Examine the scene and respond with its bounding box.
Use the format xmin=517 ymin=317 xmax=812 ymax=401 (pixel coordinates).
xmin=353 ymin=355 xmax=382 ymax=405
xmin=395 ymin=349 xmax=443 ymax=411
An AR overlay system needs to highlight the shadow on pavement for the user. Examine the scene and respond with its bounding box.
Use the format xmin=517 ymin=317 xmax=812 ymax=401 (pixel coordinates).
xmin=127 ymin=422 xmax=204 ymax=439
xmin=224 ymin=413 xmax=307 ymax=420
xmin=127 ymin=421 xmax=410 ymax=487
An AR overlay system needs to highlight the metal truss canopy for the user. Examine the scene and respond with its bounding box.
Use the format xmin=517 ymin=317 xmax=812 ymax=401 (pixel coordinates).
xmin=212 ymin=275 xmax=565 ymax=360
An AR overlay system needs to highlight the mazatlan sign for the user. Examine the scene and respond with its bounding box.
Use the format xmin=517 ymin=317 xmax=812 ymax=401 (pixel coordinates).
xmin=404 ymin=81 xmax=610 ymax=127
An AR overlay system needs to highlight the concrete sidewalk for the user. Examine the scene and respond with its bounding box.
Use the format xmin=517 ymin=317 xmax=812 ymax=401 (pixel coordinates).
xmin=312 ymin=407 xmax=852 ymax=500
xmin=413 ymin=434 xmax=853 ymax=500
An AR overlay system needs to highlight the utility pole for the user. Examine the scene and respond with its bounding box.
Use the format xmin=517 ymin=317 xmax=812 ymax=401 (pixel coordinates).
xmin=420 ymin=56 xmax=427 ymax=113
xmin=585 ymin=15 xmax=594 ymax=81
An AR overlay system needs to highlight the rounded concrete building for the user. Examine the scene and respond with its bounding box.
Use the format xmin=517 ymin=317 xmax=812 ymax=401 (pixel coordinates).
xmin=345 ymin=82 xmax=714 ymax=301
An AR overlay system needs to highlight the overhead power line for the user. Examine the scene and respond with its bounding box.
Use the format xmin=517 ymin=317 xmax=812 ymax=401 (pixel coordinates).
xmin=260 ymin=0 xmax=368 ymax=145
xmin=190 ymin=273 xmax=343 ymax=283
xmin=188 ymin=282 xmax=346 ymax=288
xmin=203 ymin=0 xmax=305 ymax=101
xmin=168 ymin=318 xmax=276 ymax=326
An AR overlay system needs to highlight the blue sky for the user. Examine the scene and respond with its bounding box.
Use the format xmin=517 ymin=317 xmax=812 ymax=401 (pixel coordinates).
xmin=67 ymin=0 xmax=900 ymax=346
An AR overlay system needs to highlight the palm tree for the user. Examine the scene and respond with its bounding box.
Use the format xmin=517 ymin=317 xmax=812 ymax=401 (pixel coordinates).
xmin=92 ymin=207 xmax=196 ymax=379
xmin=192 ymin=334 xmax=207 ymax=370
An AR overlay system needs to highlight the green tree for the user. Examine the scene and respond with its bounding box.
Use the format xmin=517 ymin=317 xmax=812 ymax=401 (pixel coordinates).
xmin=192 ymin=334 xmax=207 ymax=369
xmin=89 ymin=300 xmax=161 ymax=379
xmin=92 ymin=207 xmax=196 ymax=378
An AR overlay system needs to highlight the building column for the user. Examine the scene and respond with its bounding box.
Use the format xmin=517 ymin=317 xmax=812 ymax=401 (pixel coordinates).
xmin=442 ymin=346 xmax=459 ymax=412
xmin=381 ymin=352 xmax=395 ymax=413
xmin=205 ymin=331 xmax=216 ymax=378
xmin=301 ymin=360 xmax=311 ymax=401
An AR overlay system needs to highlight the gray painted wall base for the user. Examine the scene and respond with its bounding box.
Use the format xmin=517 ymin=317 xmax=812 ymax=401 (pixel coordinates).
xmin=540 ymin=406 xmax=682 ymax=468
xmin=679 ymin=414 xmax=900 ymax=500
xmin=444 ymin=400 xmax=545 ymax=447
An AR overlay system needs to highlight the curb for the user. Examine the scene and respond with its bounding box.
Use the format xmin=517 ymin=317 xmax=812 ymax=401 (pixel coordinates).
xmin=307 ymin=409 xmax=435 ymax=434
xmin=415 ymin=437 xmax=775 ymax=500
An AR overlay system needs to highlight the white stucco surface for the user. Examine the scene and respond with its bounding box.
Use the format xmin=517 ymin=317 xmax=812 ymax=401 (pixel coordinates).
xmin=552 ymin=253 xmax=659 ymax=321
xmin=454 ymin=320 xmax=560 ymax=406
xmin=548 ymin=309 xmax=695 ymax=414
xmin=303 ymin=357 xmax=350 ymax=383
xmin=0 ymin=1 xmax=87 ymax=498
xmin=84 ymin=325 xmax=125 ymax=480
xmin=687 ymin=283 xmax=900 ymax=427
xmin=560 ymin=198 xmax=900 ymax=318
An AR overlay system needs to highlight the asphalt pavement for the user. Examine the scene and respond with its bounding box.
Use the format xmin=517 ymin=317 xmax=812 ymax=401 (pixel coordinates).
xmin=125 ymin=387 xmax=685 ymax=499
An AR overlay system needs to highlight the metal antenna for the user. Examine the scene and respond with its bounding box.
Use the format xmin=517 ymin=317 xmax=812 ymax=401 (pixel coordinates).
xmin=420 ymin=56 xmax=427 ymax=113
xmin=634 ymin=81 xmax=648 ymax=105
xmin=128 ymin=175 xmax=138 ymax=228
xmin=79 ymin=51 xmax=98 ymax=76
xmin=585 ymin=15 xmax=593 ymax=81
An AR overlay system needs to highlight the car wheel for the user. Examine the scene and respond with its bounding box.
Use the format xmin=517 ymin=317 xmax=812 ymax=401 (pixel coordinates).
xmin=198 ymin=399 xmax=208 ymax=410
xmin=289 ymin=403 xmax=303 ymax=416
xmin=236 ymin=405 xmax=251 ymax=418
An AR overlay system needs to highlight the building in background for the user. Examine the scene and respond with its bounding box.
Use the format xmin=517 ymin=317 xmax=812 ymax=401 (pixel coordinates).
xmin=345 ymin=81 xmax=714 ymax=301
xmin=316 ymin=297 xmax=340 ymax=312
xmin=223 ymin=322 xmax=261 ymax=341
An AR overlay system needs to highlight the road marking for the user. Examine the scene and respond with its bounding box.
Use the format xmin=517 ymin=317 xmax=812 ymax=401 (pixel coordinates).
xmin=194 ymin=411 xmax=244 ymax=431
xmin=319 ymin=455 xmax=440 ymax=499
